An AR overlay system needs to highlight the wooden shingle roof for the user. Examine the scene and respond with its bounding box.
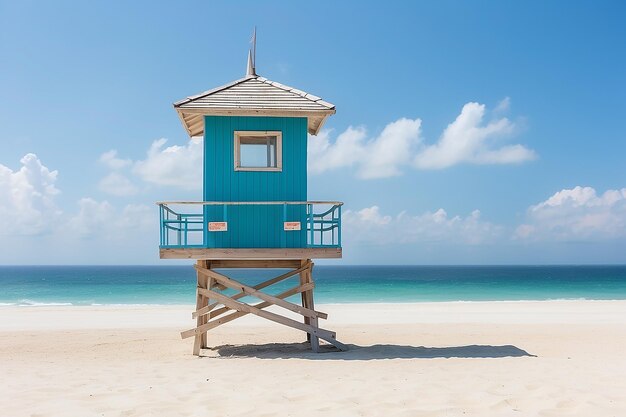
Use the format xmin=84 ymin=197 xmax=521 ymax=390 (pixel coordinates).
xmin=174 ymin=75 xmax=335 ymax=137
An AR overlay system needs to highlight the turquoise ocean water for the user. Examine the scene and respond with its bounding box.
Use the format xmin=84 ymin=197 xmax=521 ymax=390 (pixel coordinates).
xmin=1 ymin=265 xmax=626 ymax=306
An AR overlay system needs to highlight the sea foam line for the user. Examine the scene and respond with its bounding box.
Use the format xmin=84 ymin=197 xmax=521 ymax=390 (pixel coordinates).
xmin=16 ymin=299 xmax=74 ymax=307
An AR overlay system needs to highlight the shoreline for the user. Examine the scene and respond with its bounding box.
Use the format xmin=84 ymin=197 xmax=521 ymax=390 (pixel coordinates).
xmin=2 ymin=299 xmax=626 ymax=332
xmin=3 ymin=297 xmax=626 ymax=307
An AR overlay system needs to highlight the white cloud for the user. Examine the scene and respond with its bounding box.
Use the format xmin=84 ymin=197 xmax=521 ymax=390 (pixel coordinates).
xmin=363 ymin=118 xmax=423 ymax=178
xmin=309 ymin=118 xmax=422 ymax=179
xmin=0 ymin=154 xmax=62 ymax=235
xmin=98 ymin=172 xmax=138 ymax=196
xmin=309 ymin=127 xmax=366 ymax=174
xmin=66 ymin=198 xmax=115 ymax=237
xmin=493 ymin=96 xmax=511 ymax=114
xmin=343 ymin=205 xmax=502 ymax=245
xmin=348 ymin=206 xmax=392 ymax=225
xmin=133 ymin=137 xmax=203 ymax=190
xmin=309 ymin=100 xmax=536 ymax=178
xmin=100 ymin=150 xmax=132 ymax=170
xmin=97 ymin=137 xmax=202 ymax=194
xmin=66 ymin=198 xmax=153 ymax=239
xmin=414 ymin=102 xmax=536 ymax=169
xmin=118 ymin=204 xmax=154 ymax=231
xmin=516 ymin=186 xmax=626 ymax=241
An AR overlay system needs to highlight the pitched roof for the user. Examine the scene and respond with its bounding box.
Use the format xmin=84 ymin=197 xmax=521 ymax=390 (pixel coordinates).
xmin=174 ymin=75 xmax=335 ymax=137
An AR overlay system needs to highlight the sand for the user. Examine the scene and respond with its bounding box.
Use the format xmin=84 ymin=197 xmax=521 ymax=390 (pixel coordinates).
xmin=1 ymin=301 xmax=626 ymax=416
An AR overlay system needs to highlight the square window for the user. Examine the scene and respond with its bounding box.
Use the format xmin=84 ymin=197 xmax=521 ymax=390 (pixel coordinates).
xmin=234 ymin=131 xmax=282 ymax=171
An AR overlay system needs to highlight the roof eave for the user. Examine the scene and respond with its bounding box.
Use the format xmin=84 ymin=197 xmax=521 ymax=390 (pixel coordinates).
xmin=174 ymin=107 xmax=194 ymax=137
xmin=311 ymin=110 xmax=336 ymax=136
xmin=175 ymin=108 xmax=336 ymax=138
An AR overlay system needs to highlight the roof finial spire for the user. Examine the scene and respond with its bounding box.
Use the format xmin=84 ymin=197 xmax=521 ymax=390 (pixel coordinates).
xmin=246 ymin=50 xmax=255 ymax=76
xmin=246 ymin=26 xmax=257 ymax=77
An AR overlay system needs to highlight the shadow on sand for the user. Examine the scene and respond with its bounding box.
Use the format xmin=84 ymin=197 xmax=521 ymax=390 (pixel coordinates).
xmin=208 ymin=342 xmax=536 ymax=360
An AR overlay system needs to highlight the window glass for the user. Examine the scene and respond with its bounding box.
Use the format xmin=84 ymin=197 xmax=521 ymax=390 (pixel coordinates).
xmin=239 ymin=136 xmax=277 ymax=168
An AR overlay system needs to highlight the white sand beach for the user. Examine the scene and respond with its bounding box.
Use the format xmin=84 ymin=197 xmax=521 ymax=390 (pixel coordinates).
xmin=2 ymin=301 xmax=626 ymax=416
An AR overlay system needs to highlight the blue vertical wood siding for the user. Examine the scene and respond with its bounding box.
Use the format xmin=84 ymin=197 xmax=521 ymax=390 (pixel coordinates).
xmin=203 ymin=116 xmax=308 ymax=248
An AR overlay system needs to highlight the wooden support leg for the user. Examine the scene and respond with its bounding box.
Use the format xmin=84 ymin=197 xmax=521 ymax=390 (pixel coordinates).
xmin=205 ymin=262 xmax=216 ymax=347
xmin=299 ymin=260 xmax=312 ymax=343
xmin=193 ymin=260 xmax=209 ymax=356
xmin=303 ymin=259 xmax=319 ymax=352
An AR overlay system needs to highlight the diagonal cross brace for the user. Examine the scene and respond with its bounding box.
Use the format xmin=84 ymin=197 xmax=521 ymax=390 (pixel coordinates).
xmin=192 ymin=262 xmax=312 ymax=319
xmin=181 ymin=282 xmax=313 ymax=338
xmin=184 ymin=288 xmax=348 ymax=351
xmin=195 ymin=265 xmax=328 ymax=320
xmin=206 ymin=281 xmax=314 ymax=322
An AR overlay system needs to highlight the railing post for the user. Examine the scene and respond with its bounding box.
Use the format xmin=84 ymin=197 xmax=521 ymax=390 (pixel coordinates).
xmin=308 ymin=203 xmax=314 ymax=247
xmin=337 ymin=205 xmax=342 ymax=247
xmin=281 ymin=203 xmax=287 ymax=248
xmin=332 ymin=206 xmax=335 ymax=246
xmin=184 ymin=217 xmax=188 ymax=246
xmin=177 ymin=214 xmax=182 ymax=246
xmin=159 ymin=204 xmax=163 ymax=246
xmin=223 ymin=204 xmax=228 ymax=248
xmin=320 ymin=209 xmax=324 ymax=246
xmin=202 ymin=204 xmax=208 ymax=248
xmin=165 ymin=206 xmax=170 ymax=246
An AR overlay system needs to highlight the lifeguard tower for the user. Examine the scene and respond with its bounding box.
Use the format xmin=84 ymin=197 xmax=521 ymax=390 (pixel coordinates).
xmin=159 ymin=38 xmax=346 ymax=355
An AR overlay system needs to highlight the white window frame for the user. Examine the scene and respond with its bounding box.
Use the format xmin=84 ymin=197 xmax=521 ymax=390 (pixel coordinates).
xmin=234 ymin=131 xmax=283 ymax=172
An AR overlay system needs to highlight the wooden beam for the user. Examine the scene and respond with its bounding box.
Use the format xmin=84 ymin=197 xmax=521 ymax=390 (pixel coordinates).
xmin=208 ymin=282 xmax=315 ymax=322
xmin=192 ymin=262 xmax=311 ymax=319
xmin=304 ymin=263 xmax=320 ymax=352
xmin=196 ymin=267 xmax=327 ymax=320
xmin=299 ymin=259 xmax=312 ymax=346
xmin=181 ymin=282 xmax=314 ymax=337
xmin=159 ymin=247 xmax=342 ymax=260
xmin=183 ymin=288 xmax=343 ymax=348
xmin=207 ymin=259 xmax=303 ymax=269
xmin=192 ymin=260 xmax=209 ymax=356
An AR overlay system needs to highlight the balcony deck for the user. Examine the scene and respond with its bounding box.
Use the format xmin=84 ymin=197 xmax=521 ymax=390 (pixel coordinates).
xmin=158 ymin=201 xmax=343 ymax=260
xmin=159 ymin=247 xmax=342 ymax=260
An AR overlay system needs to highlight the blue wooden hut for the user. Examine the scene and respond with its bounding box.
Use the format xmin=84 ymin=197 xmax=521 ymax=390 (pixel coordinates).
xmin=163 ymin=40 xmax=346 ymax=355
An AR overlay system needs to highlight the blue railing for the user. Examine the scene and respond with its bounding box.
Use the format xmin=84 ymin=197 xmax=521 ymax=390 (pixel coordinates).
xmin=160 ymin=204 xmax=205 ymax=248
xmin=158 ymin=201 xmax=342 ymax=249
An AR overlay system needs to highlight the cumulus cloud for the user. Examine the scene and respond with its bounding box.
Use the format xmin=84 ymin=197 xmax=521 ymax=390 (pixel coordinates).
xmin=309 ymin=118 xmax=422 ymax=179
xmin=343 ymin=205 xmax=502 ymax=245
xmin=66 ymin=198 xmax=153 ymax=239
xmin=117 ymin=204 xmax=154 ymax=231
xmin=516 ymin=186 xmax=626 ymax=241
xmin=98 ymin=150 xmax=138 ymax=196
xmin=133 ymin=137 xmax=203 ymax=190
xmin=308 ymin=127 xmax=367 ymax=174
xmin=414 ymin=102 xmax=535 ymax=169
xmin=493 ymin=96 xmax=511 ymax=114
xmin=0 ymin=154 xmax=62 ymax=235
xmin=100 ymin=150 xmax=132 ymax=170
xmin=310 ymin=100 xmax=536 ymax=178
xmin=99 ymin=172 xmax=139 ymax=196
xmin=66 ymin=198 xmax=115 ymax=237
xmin=98 ymin=137 xmax=202 ymax=194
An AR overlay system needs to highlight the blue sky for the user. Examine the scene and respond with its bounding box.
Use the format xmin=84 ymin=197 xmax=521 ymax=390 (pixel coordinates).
xmin=1 ymin=1 xmax=625 ymax=264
